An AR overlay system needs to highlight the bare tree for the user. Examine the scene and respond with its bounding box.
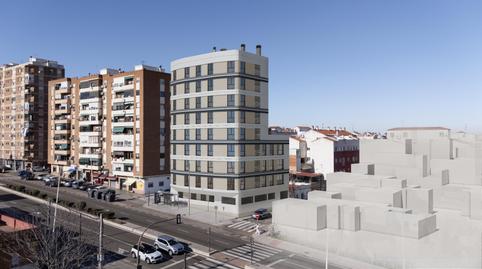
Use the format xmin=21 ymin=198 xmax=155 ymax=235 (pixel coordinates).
xmin=1 ymin=204 xmax=96 ymax=269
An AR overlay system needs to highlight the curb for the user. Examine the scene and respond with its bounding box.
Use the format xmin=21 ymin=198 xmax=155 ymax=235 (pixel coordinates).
xmin=0 ymin=184 xmax=213 ymax=257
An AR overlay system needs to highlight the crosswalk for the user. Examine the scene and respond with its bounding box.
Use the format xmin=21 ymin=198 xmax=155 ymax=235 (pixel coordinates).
xmin=221 ymin=242 xmax=283 ymax=263
xmin=227 ymin=220 xmax=258 ymax=233
xmin=188 ymin=257 xmax=240 ymax=269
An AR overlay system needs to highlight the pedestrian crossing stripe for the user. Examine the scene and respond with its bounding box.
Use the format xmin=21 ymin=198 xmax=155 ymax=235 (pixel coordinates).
xmin=221 ymin=242 xmax=283 ymax=263
xmin=227 ymin=221 xmax=258 ymax=232
xmin=188 ymin=257 xmax=240 ymax=269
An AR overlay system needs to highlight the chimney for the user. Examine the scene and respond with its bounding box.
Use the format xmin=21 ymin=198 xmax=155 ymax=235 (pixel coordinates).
xmin=256 ymin=44 xmax=262 ymax=55
xmin=212 ymin=46 xmax=217 ymax=52
xmin=240 ymin=44 xmax=246 ymax=52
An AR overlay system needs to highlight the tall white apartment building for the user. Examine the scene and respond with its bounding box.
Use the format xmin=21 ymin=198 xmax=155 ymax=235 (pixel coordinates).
xmin=170 ymin=45 xmax=289 ymax=216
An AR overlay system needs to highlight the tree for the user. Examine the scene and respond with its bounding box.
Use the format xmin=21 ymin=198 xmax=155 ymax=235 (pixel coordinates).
xmin=1 ymin=204 xmax=96 ymax=269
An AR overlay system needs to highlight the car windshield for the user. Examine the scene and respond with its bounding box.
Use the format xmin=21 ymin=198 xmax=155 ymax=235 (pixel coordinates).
xmin=256 ymin=209 xmax=266 ymax=214
xmin=167 ymin=239 xmax=178 ymax=245
xmin=144 ymin=245 xmax=156 ymax=253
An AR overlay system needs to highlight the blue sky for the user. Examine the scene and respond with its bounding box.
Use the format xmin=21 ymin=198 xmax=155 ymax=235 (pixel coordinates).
xmin=2 ymin=0 xmax=482 ymax=132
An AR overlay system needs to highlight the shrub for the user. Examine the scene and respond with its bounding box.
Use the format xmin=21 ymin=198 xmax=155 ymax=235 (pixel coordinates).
xmin=32 ymin=190 xmax=40 ymax=197
xmin=16 ymin=186 xmax=25 ymax=192
xmin=67 ymin=202 xmax=75 ymax=208
xmin=103 ymin=211 xmax=115 ymax=219
xmin=86 ymin=208 xmax=93 ymax=214
xmin=77 ymin=201 xmax=87 ymax=210
xmin=40 ymin=193 xmax=48 ymax=200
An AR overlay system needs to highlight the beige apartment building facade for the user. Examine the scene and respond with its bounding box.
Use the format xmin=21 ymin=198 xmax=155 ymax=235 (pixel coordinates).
xmin=170 ymin=45 xmax=289 ymax=216
xmin=48 ymin=65 xmax=170 ymax=194
xmin=0 ymin=57 xmax=65 ymax=170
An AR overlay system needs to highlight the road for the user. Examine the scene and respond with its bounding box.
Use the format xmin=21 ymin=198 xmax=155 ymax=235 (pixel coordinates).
xmin=0 ymin=173 xmax=346 ymax=269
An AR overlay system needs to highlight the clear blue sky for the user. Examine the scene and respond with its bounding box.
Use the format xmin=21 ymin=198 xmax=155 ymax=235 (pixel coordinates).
xmin=2 ymin=0 xmax=482 ymax=132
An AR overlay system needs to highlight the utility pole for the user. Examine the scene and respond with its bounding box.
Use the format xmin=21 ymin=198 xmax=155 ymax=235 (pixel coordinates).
xmin=208 ymin=226 xmax=211 ymax=254
xmin=98 ymin=213 xmax=103 ymax=269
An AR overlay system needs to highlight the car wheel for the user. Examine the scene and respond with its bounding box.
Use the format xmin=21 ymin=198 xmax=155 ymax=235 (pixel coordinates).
xmin=168 ymin=250 xmax=173 ymax=256
xmin=131 ymin=252 xmax=136 ymax=258
xmin=146 ymin=258 xmax=151 ymax=264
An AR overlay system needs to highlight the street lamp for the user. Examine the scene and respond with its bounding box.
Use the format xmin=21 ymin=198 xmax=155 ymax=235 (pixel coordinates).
xmin=135 ymin=217 xmax=176 ymax=269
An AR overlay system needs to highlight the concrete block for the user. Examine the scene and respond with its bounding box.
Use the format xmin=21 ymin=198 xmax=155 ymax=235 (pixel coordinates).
xmin=354 ymin=188 xmax=403 ymax=207
xmin=406 ymin=188 xmax=433 ymax=214
xmin=307 ymin=190 xmax=342 ymax=200
xmin=327 ymin=183 xmax=359 ymax=200
xmin=341 ymin=204 xmax=361 ymax=231
xmin=272 ymin=198 xmax=327 ymax=231
xmin=381 ymin=178 xmax=407 ymax=189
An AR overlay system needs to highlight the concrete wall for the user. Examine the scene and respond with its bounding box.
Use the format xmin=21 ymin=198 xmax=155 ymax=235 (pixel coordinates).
xmin=272 ymin=198 xmax=326 ymax=231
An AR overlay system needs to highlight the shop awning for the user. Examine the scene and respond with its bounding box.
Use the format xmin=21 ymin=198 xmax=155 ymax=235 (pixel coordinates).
xmin=123 ymin=178 xmax=136 ymax=186
xmin=112 ymin=127 xmax=125 ymax=134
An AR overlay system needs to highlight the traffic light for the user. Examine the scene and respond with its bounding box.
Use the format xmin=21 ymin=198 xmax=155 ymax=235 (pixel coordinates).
xmin=176 ymin=214 xmax=182 ymax=224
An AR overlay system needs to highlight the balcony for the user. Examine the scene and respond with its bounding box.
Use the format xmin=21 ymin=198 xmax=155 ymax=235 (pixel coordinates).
xmin=79 ymin=153 xmax=102 ymax=159
xmin=79 ymin=86 xmax=100 ymax=93
xmin=112 ymin=82 xmax=134 ymax=93
xmin=54 ymin=108 xmax=70 ymax=115
xmin=56 ymin=86 xmax=70 ymax=94
xmin=53 ymin=139 xmax=70 ymax=145
xmin=79 ymin=164 xmax=102 ymax=171
xmin=79 ymin=119 xmax=102 ymax=126
xmin=54 ymin=98 xmax=70 ymax=105
xmin=54 ymin=150 xmax=70 ymax=155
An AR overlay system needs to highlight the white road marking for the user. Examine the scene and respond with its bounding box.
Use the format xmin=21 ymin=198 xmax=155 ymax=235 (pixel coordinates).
xmin=161 ymin=254 xmax=197 ymax=269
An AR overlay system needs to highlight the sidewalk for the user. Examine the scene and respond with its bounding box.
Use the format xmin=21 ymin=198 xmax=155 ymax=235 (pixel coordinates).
xmin=253 ymin=233 xmax=386 ymax=269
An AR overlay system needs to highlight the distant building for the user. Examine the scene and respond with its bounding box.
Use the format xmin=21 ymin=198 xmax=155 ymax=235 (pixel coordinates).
xmin=48 ymin=65 xmax=171 ymax=194
xmin=303 ymin=128 xmax=359 ymax=175
xmin=0 ymin=57 xmax=65 ymax=170
xmin=294 ymin=126 xmax=311 ymax=135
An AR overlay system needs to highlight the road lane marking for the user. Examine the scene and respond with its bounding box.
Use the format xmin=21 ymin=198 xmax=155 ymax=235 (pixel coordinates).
xmin=160 ymin=254 xmax=197 ymax=269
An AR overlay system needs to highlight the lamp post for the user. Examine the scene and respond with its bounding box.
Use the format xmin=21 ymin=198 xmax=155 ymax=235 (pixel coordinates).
xmin=135 ymin=217 xmax=176 ymax=269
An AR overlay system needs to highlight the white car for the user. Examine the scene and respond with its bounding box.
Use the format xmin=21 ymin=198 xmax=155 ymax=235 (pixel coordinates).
xmin=131 ymin=243 xmax=163 ymax=264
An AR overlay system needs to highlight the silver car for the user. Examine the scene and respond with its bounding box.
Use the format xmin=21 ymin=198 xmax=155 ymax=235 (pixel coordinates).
xmin=154 ymin=235 xmax=184 ymax=256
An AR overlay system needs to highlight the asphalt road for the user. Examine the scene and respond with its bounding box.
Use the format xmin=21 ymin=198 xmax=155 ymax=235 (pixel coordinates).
xmin=0 ymin=173 xmax=347 ymax=269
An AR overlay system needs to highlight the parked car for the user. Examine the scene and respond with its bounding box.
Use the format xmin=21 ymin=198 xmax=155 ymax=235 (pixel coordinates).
xmin=131 ymin=243 xmax=163 ymax=264
xmin=35 ymin=174 xmax=48 ymax=181
xmin=47 ymin=179 xmax=59 ymax=187
xmin=251 ymin=208 xmax=272 ymax=220
xmin=154 ymin=235 xmax=185 ymax=256
xmin=21 ymin=171 xmax=34 ymax=180
xmin=79 ymin=183 xmax=92 ymax=191
xmin=61 ymin=179 xmax=73 ymax=187
xmin=17 ymin=170 xmax=28 ymax=177
xmin=44 ymin=176 xmax=57 ymax=184
xmin=32 ymin=166 xmax=46 ymax=172
xmin=0 ymin=165 xmax=12 ymax=173
xmin=72 ymin=180 xmax=84 ymax=189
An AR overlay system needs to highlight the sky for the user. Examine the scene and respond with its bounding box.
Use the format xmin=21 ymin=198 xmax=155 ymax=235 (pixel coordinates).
xmin=1 ymin=0 xmax=482 ymax=132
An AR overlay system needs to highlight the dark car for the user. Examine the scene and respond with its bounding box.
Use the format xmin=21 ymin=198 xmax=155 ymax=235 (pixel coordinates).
xmin=17 ymin=170 xmax=28 ymax=177
xmin=47 ymin=179 xmax=59 ymax=187
xmin=72 ymin=180 xmax=84 ymax=189
xmin=251 ymin=208 xmax=272 ymax=220
xmin=21 ymin=171 xmax=34 ymax=180
xmin=32 ymin=166 xmax=47 ymax=172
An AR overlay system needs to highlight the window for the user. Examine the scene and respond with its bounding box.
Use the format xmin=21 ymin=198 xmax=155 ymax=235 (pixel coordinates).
xmin=208 ymin=79 xmax=213 ymax=91
xmin=255 ymin=96 xmax=260 ymax=108
xmin=255 ymin=128 xmax=260 ymax=140
xmin=184 ymin=175 xmax=189 ymax=186
xmin=255 ymin=145 xmax=261 ymax=156
xmin=196 ymin=81 xmax=201 ymax=92
xmin=227 ymin=178 xmax=235 ymax=190
xmin=184 ymin=144 xmax=190 ymax=155
xmin=240 ymin=161 xmax=246 ymax=173
xmin=240 ymin=111 xmax=246 ymax=123
xmin=227 ymin=94 xmax=235 ymax=107
xmin=173 ymin=70 xmax=177 ymax=81
xmin=196 ymin=160 xmax=201 ymax=172
xmin=208 ymin=63 xmax=213 ymax=75
xmin=227 ymin=111 xmax=235 ymax=123
xmin=280 ymin=190 xmax=288 ymax=199
xmin=241 ymin=196 xmax=252 ymax=204
xmin=261 ymin=176 xmax=266 ymax=187
xmin=255 ymin=194 xmax=267 ymax=202
xmin=173 ymin=100 xmax=177 ymax=111
xmin=222 ymin=197 xmax=236 ymax=205
xmin=240 ymin=95 xmax=246 ymax=107
xmin=200 ymin=194 xmax=207 ymax=201
xmin=184 ymin=113 xmax=190 ymax=124
xmin=255 ymin=64 xmax=260 ymax=76
xmin=277 ymin=144 xmax=284 ymax=155
xmin=209 ymin=195 xmax=214 ymax=202
xmin=196 ymin=112 xmax=201 ymax=124
xmin=208 ymin=96 xmax=213 ymax=107
xmin=240 ymin=61 xmax=246 ymax=74
xmin=240 ymin=78 xmax=246 ymax=90
xmin=261 ymin=144 xmax=266 ymax=156
xmin=178 ymin=191 xmax=183 ymax=198
xmin=147 ymin=182 xmax=153 ymax=188
xmin=268 ymin=193 xmax=275 ymax=200
xmin=184 ymin=98 xmax=190 ymax=109
xmin=227 ymin=77 xmax=235 ymax=89
xmin=208 ymin=112 xmax=213 ymax=123
xmin=255 ymin=80 xmax=260 ymax=92
xmin=255 ymin=177 xmax=260 ymax=188
xmin=255 ymin=113 xmax=260 ymax=124
xmin=227 ymin=144 xmax=235 ymax=157
xmin=196 ymin=129 xmax=201 ymax=140
xmin=208 ymin=144 xmax=213 ymax=156
xmin=207 ymin=128 xmax=213 ymax=140
xmin=207 ymin=177 xmax=213 ymax=189
xmin=184 ymin=160 xmax=190 ymax=171
xmin=207 ymin=161 xmax=213 ymax=173
xmin=276 ymin=174 xmax=284 ymax=185
xmin=185 ymin=82 xmax=190 ymax=94
xmin=196 ymin=65 xmax=201 ymax=77
xmin=268 ymin=175 xmax=274 ymax=186
xmin=196 ymin=144 xmax=201 ymax=156
xmin=240 ymin=144 xmax=245 ymax=156
xmin=191 ymin=193 xmax=197 ymax=200
xmin=172 ymin=145 xmax=177 ymax=155
xmin=172 ymin=174 xmax=177 ymax=184
xmin=172 ymin=115 xmax=177 ymax=126
xmin=185 ymin=67 xmax=190 ymax=78
xmin=196 ymin=97 xmax=201 ymax=108
xmin=195 ymin=176 xmax=201 ymax=188
xmin=227 ymin=61 xmax=235 ymax=73
xmin=184 ymin=129 xmax=190 ymax=140
xmin=227 ymin=128 xmax=235 ymax=140
xmin=240 ymin=178 xmax=246 ymax=190
xmin=227 ymin=162 xmax=235 ymax=174
xmin=240 ymin=128 xmax=245 ymax=140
